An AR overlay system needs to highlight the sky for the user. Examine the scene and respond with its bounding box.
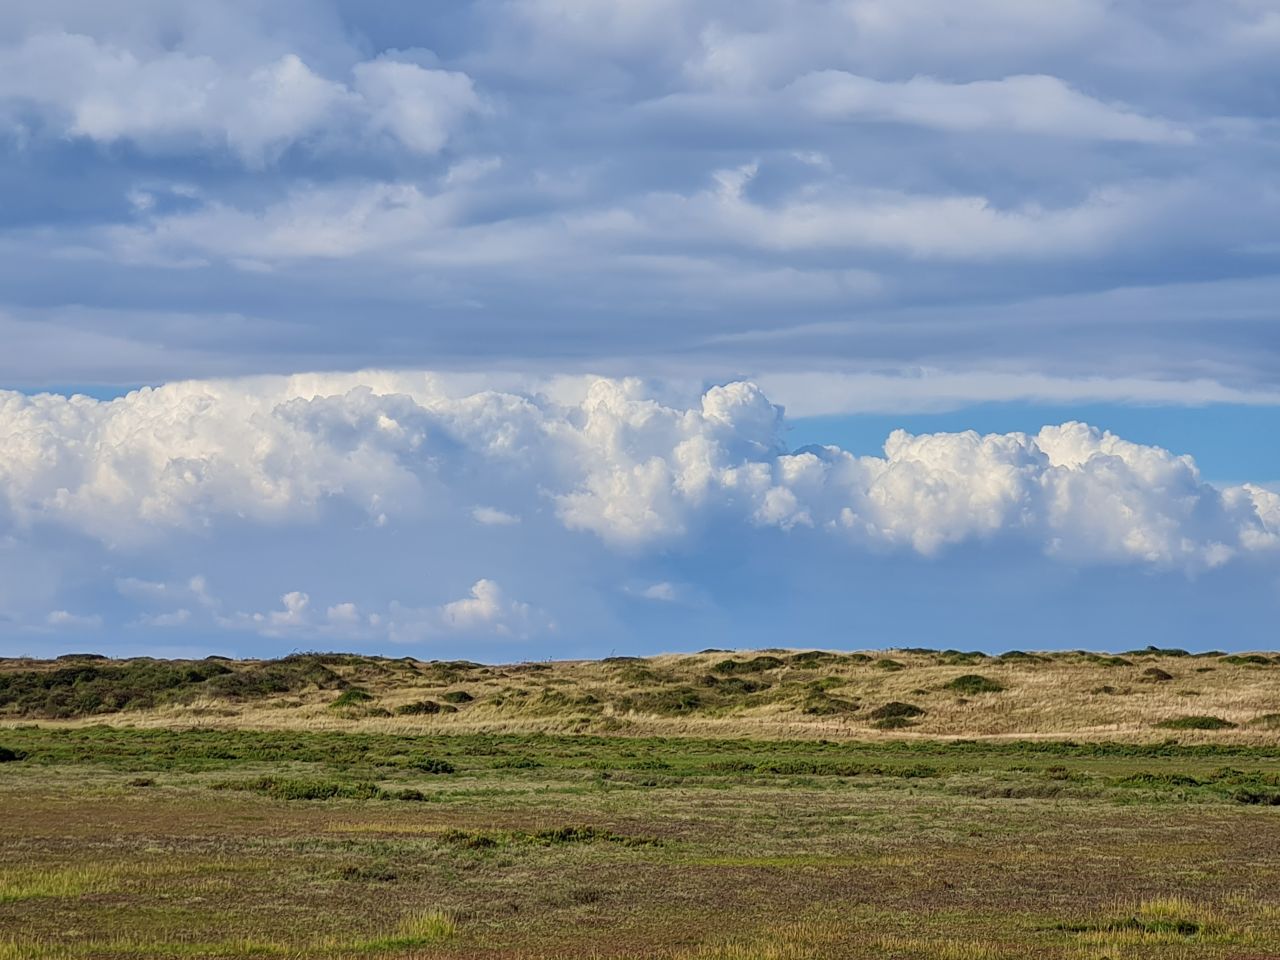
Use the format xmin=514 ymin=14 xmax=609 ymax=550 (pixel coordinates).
xmin=0 ymin=0 xmax=1278 ymax=659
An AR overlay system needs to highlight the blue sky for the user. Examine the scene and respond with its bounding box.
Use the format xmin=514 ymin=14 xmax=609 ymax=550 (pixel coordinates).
xmin=0 ymin=1 xmax=1277 ymax=659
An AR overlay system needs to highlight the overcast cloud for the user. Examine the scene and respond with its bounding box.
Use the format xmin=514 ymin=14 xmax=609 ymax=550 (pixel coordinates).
xmin=0 ymin=0 xmax=1276 ymax=402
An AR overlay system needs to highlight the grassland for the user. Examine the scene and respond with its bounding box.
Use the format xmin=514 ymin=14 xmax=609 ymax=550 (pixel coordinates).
xmin=1 ymin=648 xmax=1279 ymax=958
xmin=4 ymin=646 xmax=1280 ymax=742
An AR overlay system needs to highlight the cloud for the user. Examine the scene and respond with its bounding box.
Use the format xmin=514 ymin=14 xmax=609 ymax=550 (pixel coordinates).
xmin=439 ymin=579 xmax=534 ymax=633
xmin=137 ymin=608 xmax=192 ymax=628
xmin=219 ymin=590 xmax=383 ymax=639
xmin=0 ymin=372 xmax=1274 ymax=575
xmin=751 ymin=370 xmax=1280 ymax=417
xmin=0 ymin=33 xmax=482 ymax=164
xmin=352 ymin=56 xmax=485 ymax=155
xmin=0 ymin=2 xmax=1275 ymax=397
xmin=792 ymin=72 xmax=1192 ymax=143
xmin=473 ymin=506 xmax=521 ymax=525
xmin=386 ymin=579 xmax=549 ymax=642
xmin=46 ymin=609 xmax=102 ymax=628
xmin=639 ymin=163 xmax=1159 ymax=261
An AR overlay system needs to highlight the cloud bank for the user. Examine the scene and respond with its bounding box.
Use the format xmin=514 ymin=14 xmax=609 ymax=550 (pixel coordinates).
xmin=3 ymin=372 xmax=1277 ymax=556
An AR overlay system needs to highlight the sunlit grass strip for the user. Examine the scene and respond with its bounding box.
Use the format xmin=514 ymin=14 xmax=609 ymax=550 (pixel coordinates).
xmin=1060 ymin=895 xmax=1241 ymax=947
xmin=358 ymin=909 xmax=458 ymax=950
xmin=0 ymin=865 xmax=117 ymax=903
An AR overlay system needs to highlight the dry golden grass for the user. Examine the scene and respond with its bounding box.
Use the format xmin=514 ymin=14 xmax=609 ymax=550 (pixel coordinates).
xmin=4 ymin=647 xmax=1279 ymax=743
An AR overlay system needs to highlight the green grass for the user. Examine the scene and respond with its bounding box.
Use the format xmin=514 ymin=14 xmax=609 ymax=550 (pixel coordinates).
xmin=361 ymin=908 xmax=457 ymax=949
xmin=3 ymin=724 xmax=1280 ymax=958
xmin=0 ymin=865 xmax=117 ymax=903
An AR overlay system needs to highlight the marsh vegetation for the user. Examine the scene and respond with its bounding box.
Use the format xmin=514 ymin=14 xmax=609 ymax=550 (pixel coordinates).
xmin=2 ymin=648 xmax=1279 ymax=957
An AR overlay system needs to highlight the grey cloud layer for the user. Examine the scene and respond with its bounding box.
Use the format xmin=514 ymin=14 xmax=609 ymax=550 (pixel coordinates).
xmin=0 ymin=0 xmax=1277 ymax=397
xmin=2 ymin=373 xmax=1275 ymax=572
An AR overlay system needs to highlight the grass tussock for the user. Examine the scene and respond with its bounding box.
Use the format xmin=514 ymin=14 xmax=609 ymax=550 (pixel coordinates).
xmin=363 ymin=908 xmax=458 ymax=949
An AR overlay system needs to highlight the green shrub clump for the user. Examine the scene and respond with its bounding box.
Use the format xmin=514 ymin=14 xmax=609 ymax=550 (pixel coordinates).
xmin=1155 ymin=715 xmax=1237 ymax=731
xmin=870 ymin=701 xmax=925 ymax=720
xmin=395 ymin=700 xmax=454 ymax=716
xmin=329 ymin=688 xmax=375 ymax=709
xmin=409 ymin=758 xmax=456 ymax=774
xmin=802 ymin=693 xmax=859 ymax=716
xmin=616 ymin=687 xmax=703 ymax=715
xmin=711 ymin=656 xmax=785 ymax=674
xmin=219 ymin=776 xmax=383 ymax=801
xmin=944 ymin=674 xmax=1004 ymax=694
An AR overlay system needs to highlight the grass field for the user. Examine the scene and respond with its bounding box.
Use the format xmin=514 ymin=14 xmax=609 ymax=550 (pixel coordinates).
xmin=2 ymin=649 xmax=1279 ymax=958
xmin=4 ymin=646 xmax=1280 ymax=742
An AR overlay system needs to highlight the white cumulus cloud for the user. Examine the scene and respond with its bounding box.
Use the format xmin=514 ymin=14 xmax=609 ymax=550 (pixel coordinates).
xmin=0 ymin=372 xmax=1275 ymax=576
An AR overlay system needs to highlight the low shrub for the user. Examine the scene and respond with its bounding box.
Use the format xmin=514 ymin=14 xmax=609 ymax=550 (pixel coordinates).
xmin=998 ymin=650 xmax=1047 ymax=662
xmin=806 ymin=676 xmax=844 ymax=692
xmin=494 ymin=755 xmax=542 ymax=769
xmin=699 ymin=675 xmax=770 ymax=694
xmin=438 ymin=825 xmax=661 ymax=849
xmin=1085 ymin=655 xmax=1133 ymax=667
xmin=1125 ymin=645 xmax=1191 ymax=658
xmin=341 ymin=863 xmax=398 ymax=882
xmin=409 ymin=757 xmax=455 ymax=774
xmin=802 ymin=693 xmax=859 ymax=716
xmin=396 ymin=700 xmax=445 ymax=716
xmin=711 ymin=656 xmax=785 ymax=674
xmin=1155 ymin=715 xmax=1237 ymax=731
xmin=787 ymin=650 xmax=841 ymax=666
xmin=1232 ymin=788 xmax=1280 ymax=806
xmin=870 ymin=701 xmax=925 ymax=720
xmin=439 ymin=828 xmax=502 ymax=849
xmin=329 ymin=688 xmax=374 ymax=709
xmin=873 ymin=658 xmax=906 ymax=672
xmin=616 ymin=687 xmax=703 ymax=715
xmin=0 ymin=746 xmax=26 ymax=763
xmin=442 ymin=690 xmax=475 ymax=703
xmin=530 ymin=825 xmax=662 ymax=847
xmin=944 ymin=674 xmax=1004 ymax=694
xmin=217 ymin=776 xmax=383 ymax=801
xmin=0 ymin=658 xmax=240 ymax=718
xmin=1118 ymin=772 xmax=1202 ymax=787
xmin=1140 ymin=667 xmax=1174 ymax=683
